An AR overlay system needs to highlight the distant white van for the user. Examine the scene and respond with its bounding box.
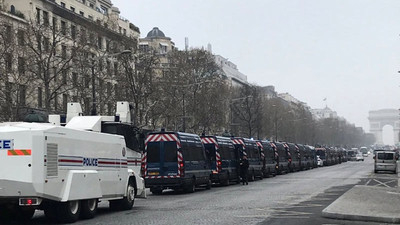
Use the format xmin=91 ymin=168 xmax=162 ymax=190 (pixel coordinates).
xmin=374 ymin=151 xmax=398 ymax=173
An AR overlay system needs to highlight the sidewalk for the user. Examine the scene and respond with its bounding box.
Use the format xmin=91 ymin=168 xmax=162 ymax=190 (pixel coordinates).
xmin=322 ymin=185 xmax=400 ymax=223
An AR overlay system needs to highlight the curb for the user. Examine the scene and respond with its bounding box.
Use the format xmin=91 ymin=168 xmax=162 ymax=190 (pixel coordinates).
xmin=322 ymin=210 xmax=400 ymax=224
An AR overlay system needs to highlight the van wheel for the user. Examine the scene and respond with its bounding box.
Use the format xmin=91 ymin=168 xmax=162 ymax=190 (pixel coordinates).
xmin=222 ymin=177 xmax=230 ymax=186
xmin=250 ymin=171 xmax=255 ymax=181
xmin=110 ymin=183 xmax=135 ymax=211
xmin=206 ymin=178 xmax=212 ymax=190
xmin=259 ymin=171 xmax=264 ymax=180
xmin=56 ymin=201 xmax=81 ymax=223
xmin=80 ymin=199 xmax=98 ymax=219
xmin=120 ymin=183 xmax=135 ymax=210
xmin=184 ymin=179 xmax=196 ymax=193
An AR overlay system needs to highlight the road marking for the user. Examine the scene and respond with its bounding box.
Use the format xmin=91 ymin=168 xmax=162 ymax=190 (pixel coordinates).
xmin=373 ymin=179 xmax=396 ymax=188
xmin=365 ymin=179 xmax=372 ymax=186
xmin=272 ymin=203 xmax=323 ymax=208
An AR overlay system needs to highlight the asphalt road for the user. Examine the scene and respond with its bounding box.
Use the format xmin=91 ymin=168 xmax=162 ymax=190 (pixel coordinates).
xmin=7 ymin=156 xmax=391 ymax=225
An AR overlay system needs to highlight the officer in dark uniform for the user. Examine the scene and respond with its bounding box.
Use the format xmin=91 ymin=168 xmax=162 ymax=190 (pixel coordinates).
xmin=240 ymin=154 xmax=249 ymax=185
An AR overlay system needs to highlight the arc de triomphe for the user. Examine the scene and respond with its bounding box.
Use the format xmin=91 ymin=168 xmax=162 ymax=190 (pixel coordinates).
xmin=368 ymin=109 xmax=400 ymax=144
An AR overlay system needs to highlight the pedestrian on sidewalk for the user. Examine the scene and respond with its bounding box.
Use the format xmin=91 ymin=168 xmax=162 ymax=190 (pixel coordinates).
xmin=240 ymin=154 xmax=249 ymax=185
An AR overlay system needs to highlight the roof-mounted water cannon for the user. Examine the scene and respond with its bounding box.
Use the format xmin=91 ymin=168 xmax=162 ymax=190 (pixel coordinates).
xmin=116 ymin=101 xmax=131 ymax=123
xmin=48 ymin=103 xmax=83 ymax=126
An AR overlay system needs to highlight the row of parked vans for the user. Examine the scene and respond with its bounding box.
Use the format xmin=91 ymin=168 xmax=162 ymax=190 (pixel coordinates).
xmin=140 ymin=130 xmax=349 ymax=194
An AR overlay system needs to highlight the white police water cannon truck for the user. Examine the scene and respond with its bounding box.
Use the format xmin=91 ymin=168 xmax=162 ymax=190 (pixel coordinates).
xmin=0 ymin=102 xmax=146 ymax=223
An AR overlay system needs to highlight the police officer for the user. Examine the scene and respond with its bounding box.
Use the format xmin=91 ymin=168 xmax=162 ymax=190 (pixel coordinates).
xmin=240 ymin=154 xmax=249 ymax=185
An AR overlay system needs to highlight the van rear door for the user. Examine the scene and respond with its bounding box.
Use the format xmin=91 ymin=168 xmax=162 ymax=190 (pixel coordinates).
xmin=146 ymin=141 xmax=178 ymax=177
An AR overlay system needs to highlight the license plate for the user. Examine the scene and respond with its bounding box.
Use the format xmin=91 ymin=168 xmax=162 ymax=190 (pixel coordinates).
xmin=148 ymin=172 xmax=159 ymax=175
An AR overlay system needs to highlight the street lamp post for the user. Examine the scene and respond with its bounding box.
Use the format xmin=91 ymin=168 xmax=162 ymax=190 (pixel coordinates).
xmin=90 ymin=50 xmax=131 ymax=115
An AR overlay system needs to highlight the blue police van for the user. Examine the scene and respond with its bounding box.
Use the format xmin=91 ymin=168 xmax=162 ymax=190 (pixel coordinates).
xmin=273 ymin=142 xmax=290 ymax=174
xmin=257 ymin=140 xmax=278 ymax=177
xmin=142 ymin=131 xmax=212 ymax=194
xmin=284 ymin=142 xmax=301 ymax=172
xmin=232 ymin=138 xmax=263 ymax=181
xmin=201 ymin=135 xmax=239 ymax=185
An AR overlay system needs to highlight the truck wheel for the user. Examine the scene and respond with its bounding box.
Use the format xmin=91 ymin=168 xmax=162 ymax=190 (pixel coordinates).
xmin=56 ymin=201 xmax=81 ymax=223
xmin=80 ymin=199 xmax=98 ymax=219
xmin=120 ymin=183 xmax=135 ymax=210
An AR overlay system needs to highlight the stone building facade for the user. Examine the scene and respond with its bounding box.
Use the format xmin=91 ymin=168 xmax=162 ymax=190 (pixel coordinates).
xmin=0 ymin=0 xmax=139 ymax=121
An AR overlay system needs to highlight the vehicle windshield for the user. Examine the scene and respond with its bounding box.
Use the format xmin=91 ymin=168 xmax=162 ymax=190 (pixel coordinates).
xmin=146 ymin=142 xmax=160 ymax=163
xmin=377 ymin=153 xmax=394 ymax=160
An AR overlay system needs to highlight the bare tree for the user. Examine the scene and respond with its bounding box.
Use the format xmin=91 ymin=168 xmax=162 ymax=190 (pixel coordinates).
xmin=161 ymin=49 xmax=229 ymax=134
xmin=23 ymin=18 xmax=80 ymax=112
xmin=231 ymin=85 xmax=263 ymax=138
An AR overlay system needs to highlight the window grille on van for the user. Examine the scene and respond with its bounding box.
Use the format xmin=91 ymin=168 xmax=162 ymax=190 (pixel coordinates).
xmin=46 ymin=143 xmax=58 ymax=177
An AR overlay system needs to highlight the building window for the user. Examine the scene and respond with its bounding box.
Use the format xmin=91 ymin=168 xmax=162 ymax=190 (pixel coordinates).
xmin=4 ymin=25 xmax=12 ymax=43
xmin=84 ymin=75 xmax=90 ymax=88
xmin=54 ymin=92 xmax=58 ymax=111
xmin=38 ymin=87 xmax=42 ymax=108
xmin=123 ymin=28 xmax=126 ymax=35
xmin=43 ymin=11 xmax=49 ymax=26
xmin=61 ymin=21 xmax=66 ymax=35
xmin=97 ymin=36 xmax=102 ymax=49
xmin=61 ymin=45 xmax=67 ymax=59
xmin=88 ymin=15 xmax=93 ymax=20
xmin=60 ymin=2 xmax=66 ymax=8
xmin=52 ymin=17 xmax=57 ymax=32
xmin=107 ymin=102 xmax=113 ymax=115
xmin=36 ymin=8 xmax=41 ymax=24
xmin=43 ymin=37 xmax=49 ymax=52
xmin=62 ymin=70 xmax=68 ymax=84
xmin=79 ymin=11 xmax=84 ymax=16
xmin=63 ymin=94 xmax=68 ymax=112
xmin=19 ymin=85 xmax=26 ymax=106
xmin=70 ymin=7 xmax=75 ymax=12
xmin=5 ymin=53 xmax=12 ymax=72
xmin=82 ymin=0 xmax=86 ymax=4
xmin=80 ymin=28 xmax=87 ymax=44
xmin=71 ymin=25 xmax=76 ymax=40
xmin=72 ymin=72 xmax=78 ymax=86
xmin=107 ymin=61 xmax=111 ymax=74
xmin=114 ymin=84 xmax=119 ymax=100
xmin=84 ymin=97 xmax=90 ymax=115
xmin=18 ymin=57 xmax=25 ymax=75
xmin=89 ymin=3 xmax=94 ymax=8
xmin=17 ymin=30 xmax=24 ymax=46
xmin=107 ymin=82 xmax=112 ymax=96
xmin=113 ymin=62 xmax=118 ymax=77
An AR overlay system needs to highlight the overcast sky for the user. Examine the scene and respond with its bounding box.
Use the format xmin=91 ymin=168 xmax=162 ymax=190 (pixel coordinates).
xmin=113 ymin=0 xmax=400 ymax=143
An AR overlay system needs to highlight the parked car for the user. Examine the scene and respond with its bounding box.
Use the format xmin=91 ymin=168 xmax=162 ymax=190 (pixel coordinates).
xmin=374 ymin=151 xmax=398 ymax=173
xmin=355 ymin=153 xmax=364 ymax=161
